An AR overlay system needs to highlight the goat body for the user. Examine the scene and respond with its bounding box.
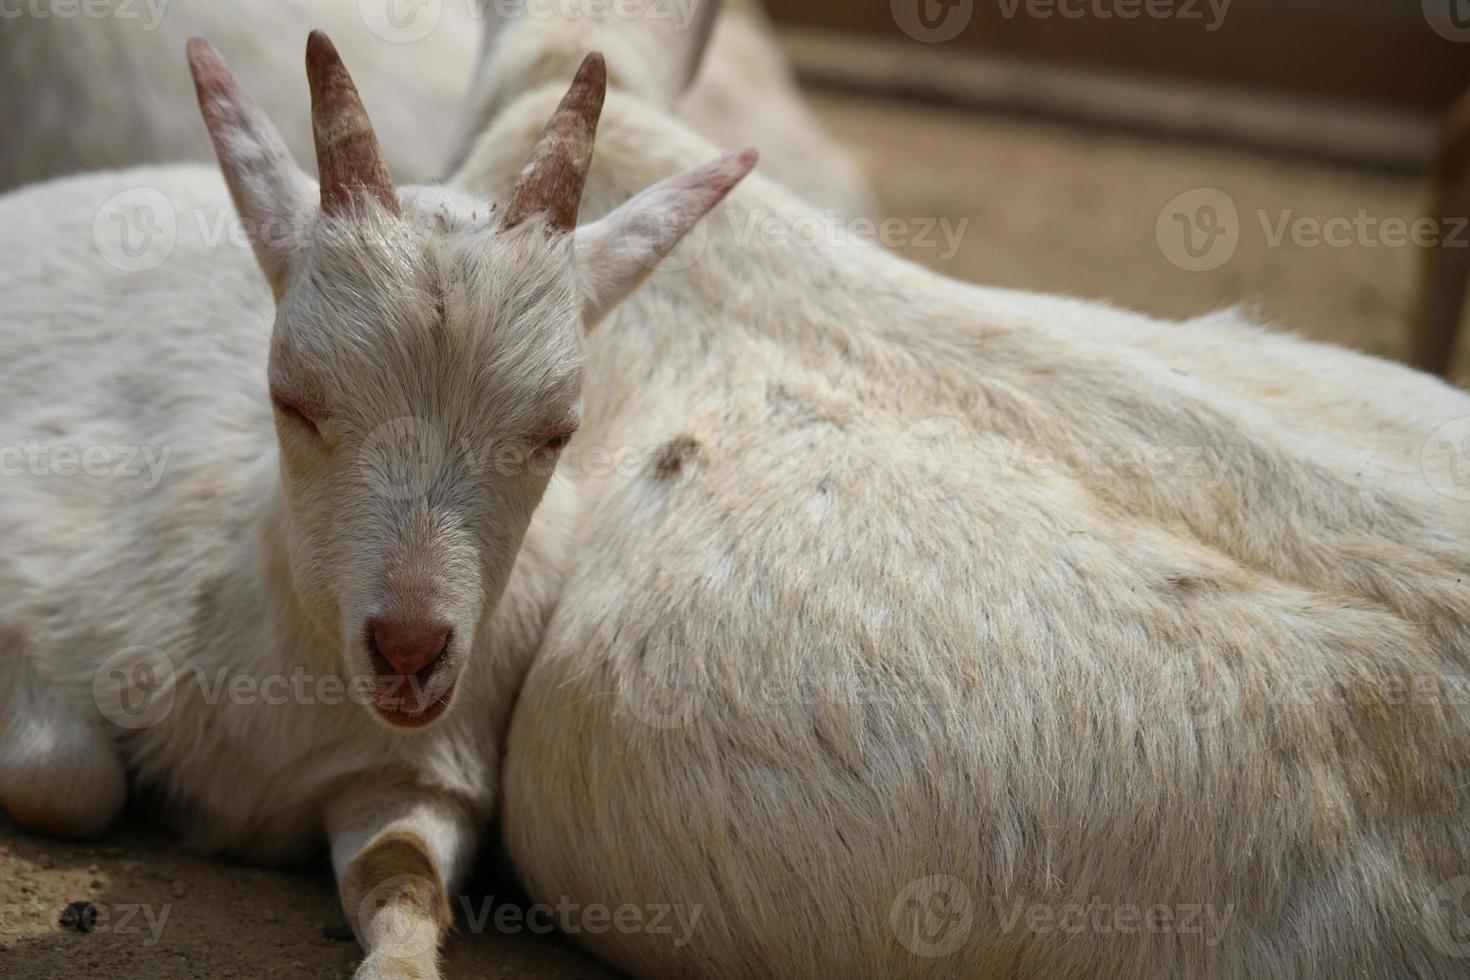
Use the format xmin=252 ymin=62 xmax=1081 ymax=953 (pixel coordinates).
xmin=0 ymin=37 xmax=749 ymax=980
xmin=0 ymin=0 xmax=874 ymax=216
xmin=460 ymin=88 xmax=1470 ymax=979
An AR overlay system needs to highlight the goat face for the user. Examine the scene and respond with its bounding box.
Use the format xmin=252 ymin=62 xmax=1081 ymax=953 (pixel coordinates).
xmin=269 ymin=200 xmax=585 ymax=728
xmin=189 ymin=34 xmax=752 ymax=730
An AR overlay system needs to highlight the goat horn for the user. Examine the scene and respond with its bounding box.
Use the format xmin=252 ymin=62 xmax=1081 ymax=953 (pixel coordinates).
xmin=501 ymin=52 xmax=607 ymax=234
xmin=305 ymin=30 xmax=398 ymax=217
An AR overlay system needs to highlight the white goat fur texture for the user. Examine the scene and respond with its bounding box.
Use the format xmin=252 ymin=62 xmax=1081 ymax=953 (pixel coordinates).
xmin=0 ymin=0 xmax=478 ymax=187
xmin=0 ymin=173 xmax=576 ymax=860
xmin=0 ymin=43 xmax=753 ymax=976
xmin=0 ymin=0 xmax=874 ymax=216
xmin=2 ymin=24 xmax=1469 ymax=980
xmin=453 ymin=89 xmax=1470 ymax=978
xmin=450 ymin=0 xmax=875 ymax=216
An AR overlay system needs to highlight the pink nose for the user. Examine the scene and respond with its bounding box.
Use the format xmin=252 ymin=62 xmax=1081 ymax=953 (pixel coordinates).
xmin=367 ymin=617 xmax=450 ymax=676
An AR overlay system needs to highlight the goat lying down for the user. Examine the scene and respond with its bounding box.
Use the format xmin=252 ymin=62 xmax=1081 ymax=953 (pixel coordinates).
xmin=455 ymin=60 xmax=1470 ymax=980
xmin=451 ymin=0 xmax=875 ymax=217
xmin=2 ymin=30 xmax=1469 ymax=980
xmin=0 ymin=34 xmax=752 ymax=980
xmin=0 ymin=0 xmax=479 ymax=187
xmin=0 ymin=0 xmax=874 ymax=217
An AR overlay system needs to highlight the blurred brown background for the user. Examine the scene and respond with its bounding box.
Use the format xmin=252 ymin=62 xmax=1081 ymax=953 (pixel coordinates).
xmin=761 ymin=0 xmax=1470 ymax=383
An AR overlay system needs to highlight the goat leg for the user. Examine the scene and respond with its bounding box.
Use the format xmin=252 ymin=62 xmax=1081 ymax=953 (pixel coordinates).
xmin=327 ymin=785 xmax=478 ymax=980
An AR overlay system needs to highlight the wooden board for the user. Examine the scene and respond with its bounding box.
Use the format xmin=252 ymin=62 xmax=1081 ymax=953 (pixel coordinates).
xmin=764 ymin=0 xmax=1470 ymax=112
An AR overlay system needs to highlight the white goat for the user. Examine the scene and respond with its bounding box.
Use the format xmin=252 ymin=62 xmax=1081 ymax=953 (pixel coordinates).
xmin=0 ymin=33 xmax=751 ymax=980
xmin=450 ymin=42 xmax=1470 ymax=980
xmin=0 ymin=0 xmax=478 ymax=187
xmin=0 ymin=0 xmax=873 ymax=216
xmin=449 ymin=0 xmax=874 ymax=217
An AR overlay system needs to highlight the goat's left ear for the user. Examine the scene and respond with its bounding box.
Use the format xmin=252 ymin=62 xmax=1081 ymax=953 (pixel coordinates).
xmin=188 ymin=37 xmax=315 ymax=300
xmin=575 ymin=147 xmax=757 ymax=329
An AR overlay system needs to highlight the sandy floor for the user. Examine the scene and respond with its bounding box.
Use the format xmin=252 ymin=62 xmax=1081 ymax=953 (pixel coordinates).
xmin=0 ymin=815 xmax=620 ymax=979
xmin=813 ymin=90 xmax=1460 ymax=382
xmin=1 ymin=92 xmax=1454 ymax=979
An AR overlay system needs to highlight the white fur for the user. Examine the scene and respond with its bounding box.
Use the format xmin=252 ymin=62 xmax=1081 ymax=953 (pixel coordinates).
xmin=449 ymin=0 xmax=876 ymax=217
xmin=1 ymin=0 xmax=874 ymax=218
xmin=0 ymin=0 xmax=479 ymax=189
xmin=452 ymin=86 xmax=1470 ymax=980
xmin=679 ymin=0 xmax=876 ymax=216
xmin=0 ymin=50 xmax=748 ymax=980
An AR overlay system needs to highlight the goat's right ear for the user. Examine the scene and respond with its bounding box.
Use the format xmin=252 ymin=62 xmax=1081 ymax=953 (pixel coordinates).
xmin=575 ymin=147 xmax=756 ymax=329
xmin=187 ymin=38 xmax=314 ymax=300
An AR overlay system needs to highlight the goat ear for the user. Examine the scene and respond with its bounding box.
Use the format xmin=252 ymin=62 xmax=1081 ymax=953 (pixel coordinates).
xmin=187 ymin=38 xmax=314 ymax=300
xmin=575 ymin=147 xmax=756 ymax=330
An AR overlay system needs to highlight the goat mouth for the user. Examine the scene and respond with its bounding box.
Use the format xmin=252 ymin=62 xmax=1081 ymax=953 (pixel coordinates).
xmin=371 ymin=683 xmax=456 ymax=729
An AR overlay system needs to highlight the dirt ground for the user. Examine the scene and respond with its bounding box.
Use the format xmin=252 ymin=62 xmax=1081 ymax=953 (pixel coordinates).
xmin=812 ymin=90 xmax=1458 ymax=381
xmin=0 ymin=91 xmax=1454 ymax=979
xmin=0 ymin=814 xmax=620 ymax=979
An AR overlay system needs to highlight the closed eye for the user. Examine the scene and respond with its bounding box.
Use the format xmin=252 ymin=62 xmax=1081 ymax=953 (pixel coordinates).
xmin=535 ymin=420 xmax=580 ymax=457
xmin=271 ymin=390 xmax=322 ymax=437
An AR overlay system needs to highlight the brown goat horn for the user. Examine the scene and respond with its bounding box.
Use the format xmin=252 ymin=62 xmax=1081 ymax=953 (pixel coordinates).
xmin=305 ymin=30 xmax=398 ymax=217
xmin=501 ymin=52 xmax=607 ymax=234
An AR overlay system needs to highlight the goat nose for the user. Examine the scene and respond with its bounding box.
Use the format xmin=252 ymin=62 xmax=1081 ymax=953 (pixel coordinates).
xmin=367 ymin=617 xmax=450 ymax=676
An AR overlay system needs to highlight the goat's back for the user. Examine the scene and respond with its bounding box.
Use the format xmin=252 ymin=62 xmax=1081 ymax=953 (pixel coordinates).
xmin=482 ymin=89 xmax=1470 ymax=980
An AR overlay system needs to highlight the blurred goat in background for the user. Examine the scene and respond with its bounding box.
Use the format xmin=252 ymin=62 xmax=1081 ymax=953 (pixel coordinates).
xmin=0 ymin=0 xmax=874 ymax=215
